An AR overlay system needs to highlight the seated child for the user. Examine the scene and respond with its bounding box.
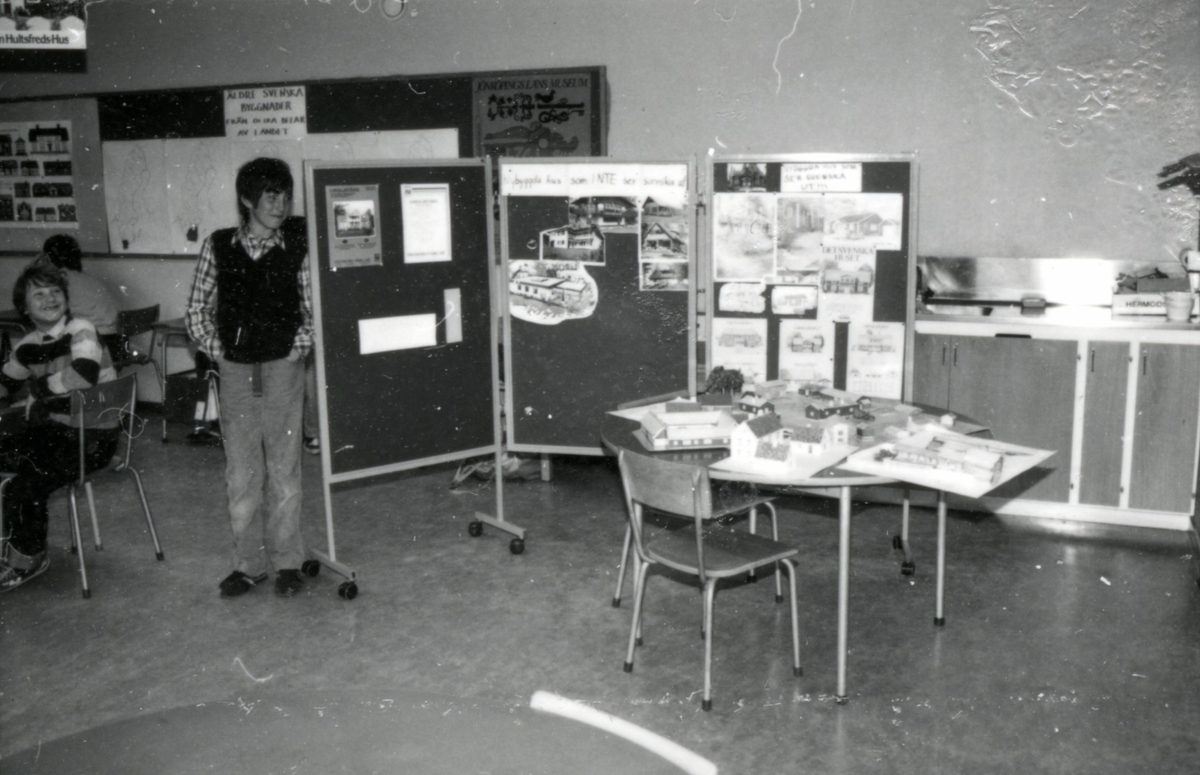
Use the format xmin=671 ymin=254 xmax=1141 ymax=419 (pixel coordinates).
xmin=0 ymin=264 xmax=119 ymax=592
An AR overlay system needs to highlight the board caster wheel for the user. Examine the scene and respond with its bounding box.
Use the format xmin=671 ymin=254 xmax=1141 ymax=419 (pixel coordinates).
xmin=892 ymin=535 xmax=903 ymax=549
xmin=338 ymin=581 xmax=358 ymax=600
xmin=301 ymin=559 xmax=321 ymax=577
xmin=901 ymin=561 xmax=915 ymax=576
xmin=510 ymin=537 xmax=525 ymax=555
xmin=468 ymin=521 xmax=483 ymax=537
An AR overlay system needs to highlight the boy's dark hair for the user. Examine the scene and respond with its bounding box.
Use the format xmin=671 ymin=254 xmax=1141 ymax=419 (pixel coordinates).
xmin=235 ymin=157 xmax=294 ymax=224
xmin=13 ymin=263 xmax=69 ymax=320
xmin=42 ymin=233 xmax=83 ymax=272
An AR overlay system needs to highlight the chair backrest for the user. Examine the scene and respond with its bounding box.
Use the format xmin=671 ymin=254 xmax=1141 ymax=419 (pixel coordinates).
xmin=116 ymin=305 xmax=160 ymax=339
xmin=618 ymin=449 xmax=715 ymax=577
xmin=618 ymin=449 xmax=712 ymax=520
xmin=70 ymin=374 xmax=138 ymax=476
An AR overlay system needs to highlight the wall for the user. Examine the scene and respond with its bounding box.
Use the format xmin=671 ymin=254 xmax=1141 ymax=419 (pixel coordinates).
xmin=0 ymin=0 xmax=1197 ymax=398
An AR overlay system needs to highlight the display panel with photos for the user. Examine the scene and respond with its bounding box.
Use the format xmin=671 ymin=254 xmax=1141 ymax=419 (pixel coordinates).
xmin=706 ymin=155 xmax=915 ymax=400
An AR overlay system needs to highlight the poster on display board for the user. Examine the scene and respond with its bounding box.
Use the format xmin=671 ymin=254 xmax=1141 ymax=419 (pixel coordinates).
xmin=499 ymin=158 xmax=696 ymax=455
xmin=325 ymin=184 xmax=382 ymax=269
xmin=473 ymin=69 xmax=606 ymax=159
xmin=0 ymin=120 xmax=77 ymax=228
xmin=500 ymin=161 xmax=691 ymax=327
xmin=706 ymin=154 xmax=915 ymax=399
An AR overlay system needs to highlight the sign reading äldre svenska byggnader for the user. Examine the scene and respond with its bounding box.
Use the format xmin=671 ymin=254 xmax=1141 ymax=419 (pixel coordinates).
xmin=223 ymin=86 xmax=308 ymax=141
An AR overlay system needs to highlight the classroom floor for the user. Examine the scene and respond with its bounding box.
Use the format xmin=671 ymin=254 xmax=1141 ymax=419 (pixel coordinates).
xmin=2 ymin=416 xmax=1199 ymax=774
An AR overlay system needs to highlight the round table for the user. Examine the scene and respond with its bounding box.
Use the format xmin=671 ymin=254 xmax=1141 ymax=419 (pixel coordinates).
xmin=3 ymin=690 xmax=696 ymax=775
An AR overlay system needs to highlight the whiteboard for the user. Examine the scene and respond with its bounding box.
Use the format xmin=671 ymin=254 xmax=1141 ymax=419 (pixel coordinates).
xmin=103 ymin=128 xmax=459 ymax=254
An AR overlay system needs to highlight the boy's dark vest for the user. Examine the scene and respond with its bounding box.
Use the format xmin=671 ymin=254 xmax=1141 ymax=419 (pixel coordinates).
xmin=213 ymin=216 xmax=306 ymax=364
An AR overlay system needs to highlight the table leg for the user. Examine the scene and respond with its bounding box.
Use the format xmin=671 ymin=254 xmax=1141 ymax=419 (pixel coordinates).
xmin=836 ymin=484 xmax=851 ymax=704
xmin=935 ymin=490 xmax=947 ymax=626
xmin=159 ymin=332 xmax=170 ymax=442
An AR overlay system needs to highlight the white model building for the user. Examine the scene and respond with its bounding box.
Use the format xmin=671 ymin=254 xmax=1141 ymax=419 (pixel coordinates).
xmin=640 ymin=409 xmax=738 ymax=450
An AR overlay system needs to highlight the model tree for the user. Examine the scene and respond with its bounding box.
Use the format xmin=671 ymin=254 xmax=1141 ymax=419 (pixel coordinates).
xmin=704 ymin=366 xmax=744 ymax=395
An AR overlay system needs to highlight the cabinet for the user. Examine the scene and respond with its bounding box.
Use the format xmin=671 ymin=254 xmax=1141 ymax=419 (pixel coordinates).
xmin=1128 ymin=343 xmax=1200 ymax=513
xmin=912 ymin=333 xmax=1077 ymax=502
xmin=1078 ymin=341 xmax=1128 ymax=507
xmin=914 ymin=324 xmax=1200 ymax=526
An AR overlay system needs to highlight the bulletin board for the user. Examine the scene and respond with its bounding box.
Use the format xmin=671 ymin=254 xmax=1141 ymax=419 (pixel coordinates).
xmin=705 ymin=154 xmax=917 ymax=400
xmin=0 ymin=66 xmax=605 ymax=255
xmin=500 ymin=159 xmax=696 ymax=455
xmin=306 ymin=159 xmax=499 ymax=483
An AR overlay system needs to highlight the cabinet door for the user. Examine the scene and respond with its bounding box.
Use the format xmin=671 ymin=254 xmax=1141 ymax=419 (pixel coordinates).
xmin=949 ymin=336 xmax=1076 ymax=502
xmin=911 ymin=333 xmax=950 ymax=409
xmin=1079 ymin=341 xmax=1128 ymax=507
xmin=1129 ymin=343 xmax=1200 ymax=513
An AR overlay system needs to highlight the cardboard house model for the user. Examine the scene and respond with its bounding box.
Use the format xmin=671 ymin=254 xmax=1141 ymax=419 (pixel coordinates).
xmin=729 ymin=413 xmax=789 ymax=460
xmin=887 ymin=436 xmax=1004 ymax=484
xmin=639 ymin=409 xmax=738 ymax=450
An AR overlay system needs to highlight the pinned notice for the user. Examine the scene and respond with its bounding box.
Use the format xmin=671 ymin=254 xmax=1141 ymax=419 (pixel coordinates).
xmin=224 ymin=85 xmax=307 ymax=140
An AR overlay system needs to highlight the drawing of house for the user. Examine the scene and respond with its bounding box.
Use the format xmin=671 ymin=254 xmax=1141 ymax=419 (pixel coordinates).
xmin=510 ymin=274 xmax=587 ymax=307
xmin=821 ymin=265 xmax=874 ymax=294
xmin=546 ymin=225 xmax=603 ymax=251
xmin=830 ymin=212 xmax=883 ymax=240
xmin=573 ymin=196 xmax=637 ymax=226
xmin=641 ymin=221 xmax=686 ymax=255
xmin=643 ymin=197 xmax=678 ymax=217
xmin=511 ymin=275 xmax=566 ymax=302
xmin=28 ymin=124 xmax=70 ymax=155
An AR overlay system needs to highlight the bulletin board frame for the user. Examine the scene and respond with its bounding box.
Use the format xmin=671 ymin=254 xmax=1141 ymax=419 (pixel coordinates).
xmin=499 ymin=157 xmax=698 ymax=456
xmin=703 ymin=153 xmax=918 ymax=401
xmin=305 ymin=156 xmax=514 ymax=580
xmin=306 ymin=157 xmax=501 ymax=487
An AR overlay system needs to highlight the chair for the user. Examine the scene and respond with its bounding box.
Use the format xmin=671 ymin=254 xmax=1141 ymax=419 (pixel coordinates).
xmin=609 ymin=391 xmax=786 ymax=607
xmin=612 ymin=474 xmax=788 ymax=608
xmin=113 ymin=305 xmax=163 ymax=400
xmin=617 ymin=449 xmax=802 ymax=711
xmin=2 ymin=374 xmax=165 ymax=599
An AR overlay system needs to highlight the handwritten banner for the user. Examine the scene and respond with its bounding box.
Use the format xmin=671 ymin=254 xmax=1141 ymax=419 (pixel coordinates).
xmin=224 ymin=85 xmax=307 ymax=141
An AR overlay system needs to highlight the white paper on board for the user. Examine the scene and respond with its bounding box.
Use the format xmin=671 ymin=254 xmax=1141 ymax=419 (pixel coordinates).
xmin=358 ymin=313 xmax=438 ymax=355
xmin=444 ymin=288 xmax=462 ymax=344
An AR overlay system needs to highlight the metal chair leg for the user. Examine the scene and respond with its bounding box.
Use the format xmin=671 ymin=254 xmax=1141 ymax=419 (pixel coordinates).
xmin=702 ymin=579 xmax=717 ymax=711
xmin=624 ymin=561 xmax=651 ymax=672
xmin=67 ymin=486 xmax=90 ymax=599
xmin=128 ymin=468 xmax=165 ymax=561
xmin=84 ymin=480 xmax=102 ymax=551
xmin=613 ymin=523 xmax=632 ymax=607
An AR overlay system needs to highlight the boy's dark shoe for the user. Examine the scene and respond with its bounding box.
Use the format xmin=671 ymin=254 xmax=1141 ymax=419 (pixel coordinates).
xmin=218 ymin=570 xmax=269 ymax=598
xmin=0 ymin=552 xmax=49 ymax=593
xmin=275 ymin=569 xmax=304 ymax=597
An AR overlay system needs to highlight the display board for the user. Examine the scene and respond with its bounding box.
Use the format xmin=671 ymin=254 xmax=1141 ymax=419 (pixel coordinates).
xmin=705 ymin=154 xmax=916 ymax=400
xmin=500 ymin=159 xmax=696 ymax=455
xmin=307 ymin=159 xmax=499 ymax=483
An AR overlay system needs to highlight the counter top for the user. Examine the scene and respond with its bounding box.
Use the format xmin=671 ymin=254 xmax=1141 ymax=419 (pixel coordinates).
xmin=917 ymin=305 xmax=1198 ymax=330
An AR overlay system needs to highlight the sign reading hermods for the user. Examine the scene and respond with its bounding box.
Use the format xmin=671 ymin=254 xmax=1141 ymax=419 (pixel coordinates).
xmin=0 ymin=1 xmax=87 ymax=73
xmin=224 ymin=86 xmax=308 ymax=140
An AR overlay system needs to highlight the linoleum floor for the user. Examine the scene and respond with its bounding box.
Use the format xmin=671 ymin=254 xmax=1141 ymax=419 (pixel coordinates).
xmin=2 ymin=420 xmax=1199 ymax=774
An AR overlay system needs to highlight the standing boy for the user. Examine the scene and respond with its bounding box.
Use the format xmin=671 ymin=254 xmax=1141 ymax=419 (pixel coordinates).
xmin=186 ymin=157 xmax=313 ymax=598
